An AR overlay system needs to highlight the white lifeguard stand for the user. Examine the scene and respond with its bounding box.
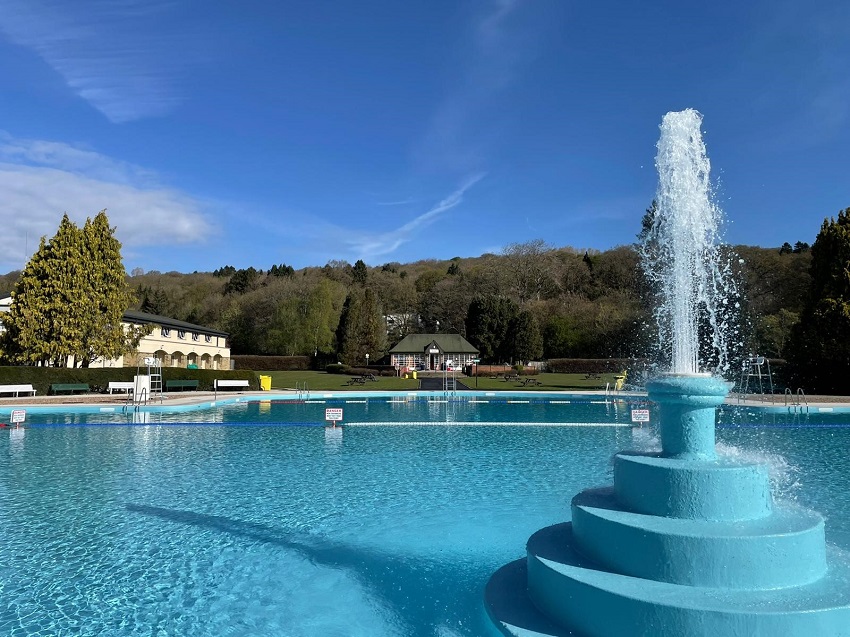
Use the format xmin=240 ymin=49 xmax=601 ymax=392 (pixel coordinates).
xmin=133 ymin=357 xmax=163 ymax=404
xmin=739 ymin=355 xmax=774 ymax=397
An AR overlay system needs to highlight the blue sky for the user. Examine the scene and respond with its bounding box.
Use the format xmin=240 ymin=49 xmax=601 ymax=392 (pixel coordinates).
xmin=0 ymin=0 xmax=848 ymax=274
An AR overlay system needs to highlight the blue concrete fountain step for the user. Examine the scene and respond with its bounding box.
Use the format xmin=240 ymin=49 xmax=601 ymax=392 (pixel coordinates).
xmin=571 ymin=486 xmax=826 ymax=589
xmin=520 ymin=522 xmax=850 ymax=637
xmin=614 ymin=451 xmax=772 ymax=520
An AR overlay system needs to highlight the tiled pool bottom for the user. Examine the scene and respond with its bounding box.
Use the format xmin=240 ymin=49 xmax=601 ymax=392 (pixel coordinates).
xmin=3 ymin=423 xmax=850 ymax=636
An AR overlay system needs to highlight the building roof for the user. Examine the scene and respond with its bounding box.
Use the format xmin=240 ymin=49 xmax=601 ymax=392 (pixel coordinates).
xmin=122 ymin=310 xmax=229 ymax=337
xmin=389 ymin=333 xmax=478 ymax=354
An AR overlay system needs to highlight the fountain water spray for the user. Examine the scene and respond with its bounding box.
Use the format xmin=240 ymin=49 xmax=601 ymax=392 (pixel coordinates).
xmin=641 ymin=108 xmax=738 ymax=377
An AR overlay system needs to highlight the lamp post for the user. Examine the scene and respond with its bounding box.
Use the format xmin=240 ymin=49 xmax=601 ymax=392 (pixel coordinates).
xmin=473 ymin=358 xmax=480 ymax=388
xmin=365 ymin=353 xmax=369 ymax=368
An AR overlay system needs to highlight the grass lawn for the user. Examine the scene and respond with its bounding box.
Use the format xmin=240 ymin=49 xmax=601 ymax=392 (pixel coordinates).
xmin=260 ymin=370 xmax=623 ymax=392
xmin=261 ymin=370 xmax=420 ymax=391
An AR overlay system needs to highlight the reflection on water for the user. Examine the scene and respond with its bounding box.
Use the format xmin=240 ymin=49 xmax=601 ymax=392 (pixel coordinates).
xmin=324 ymin=425 xmax=343 ymax=451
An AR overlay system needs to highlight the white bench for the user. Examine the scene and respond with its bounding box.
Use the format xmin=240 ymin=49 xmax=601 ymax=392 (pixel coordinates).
xmin=107 ymin=381 xmax=135 ymax=394
xmin=214 ymin=379 xmax=251 ymax=390
xmin=0 ymin=384 xmax=37 ymax=397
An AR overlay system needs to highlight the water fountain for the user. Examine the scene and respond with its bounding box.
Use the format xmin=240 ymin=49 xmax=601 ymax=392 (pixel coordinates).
xmin=484 ymin=110 xmax=850 ymax=635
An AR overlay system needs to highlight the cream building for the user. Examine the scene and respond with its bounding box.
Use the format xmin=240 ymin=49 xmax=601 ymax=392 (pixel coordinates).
xmin=0 ymin=295 xmax=230 ymax=369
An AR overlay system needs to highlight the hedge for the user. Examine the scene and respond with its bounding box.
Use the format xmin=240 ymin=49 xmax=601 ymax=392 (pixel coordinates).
xmin=0 ymin=365 xmax=259 ymax=395
xmin=232 ymin=355 xmax=310 ymax=371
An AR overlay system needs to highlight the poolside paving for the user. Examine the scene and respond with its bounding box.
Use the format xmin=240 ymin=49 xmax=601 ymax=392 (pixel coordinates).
xmin=1 ymin=390 xmax=849 ymax=409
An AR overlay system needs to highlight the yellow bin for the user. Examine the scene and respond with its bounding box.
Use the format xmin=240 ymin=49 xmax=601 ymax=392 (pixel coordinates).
xmin=259 ymin=375 xmax=272 ymax=391
xmin=412 ymin=371 xmax=417 ymax=380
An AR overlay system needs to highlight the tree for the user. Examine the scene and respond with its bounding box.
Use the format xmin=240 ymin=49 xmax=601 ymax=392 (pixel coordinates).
xmin=1 ymin=211 xmax=148 ymax=366
xmin=502 ymin=239 xmax=557 ymax=303
xmin=223 ymin=267 xmax=260 ymax=294
xmin=352 ymin=259 xmax=369 ymax=286
xmin=787 ymin=208 xmax=850 ymax=393
xmin=510 ymin=310 xmax=543 ymax=363
xmin=75 ymin=211 xmax=148 ymax=367
xmin=465 ymin=295 xmax=519 ymax=362
xmin=335 ymin=288 xmax=386 ymax=365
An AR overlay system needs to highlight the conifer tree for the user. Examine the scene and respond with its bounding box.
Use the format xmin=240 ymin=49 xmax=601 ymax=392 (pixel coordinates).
xmin=76 ymin=210 xmax=148 ymax=367
xmin=335 ymin=288 xmax=386 ymax=365
xmin=1 ymin=210 xmax=148 ymax=367
xmin=1 ymin=215 xmax=86 ymax=366
xmin=787 ymin=208 xmax=850 ymax=393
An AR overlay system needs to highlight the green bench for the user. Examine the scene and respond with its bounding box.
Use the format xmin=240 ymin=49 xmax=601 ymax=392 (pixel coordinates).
xmin=165 ymin=379 xmax=199 ymax=391
xmin=50 ymin=383 xmax=90 ymax=395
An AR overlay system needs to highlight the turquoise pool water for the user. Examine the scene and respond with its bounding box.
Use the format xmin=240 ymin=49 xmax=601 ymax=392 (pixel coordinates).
xmin=2 ymin=398 xmax=849 ymax=636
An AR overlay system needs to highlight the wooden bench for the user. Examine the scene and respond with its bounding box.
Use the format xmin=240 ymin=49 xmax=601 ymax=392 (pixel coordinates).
xmin=214 ymin=379 xmax=250 ymax=391
xmin=0 ymin=384 xmax=37 ymax=397
xmin=166 ymin=379 xmax=200 ymax=392
xmin=50 ymin=383 xmax=90 ymax=395
xmin=107 ymin=381 xmax=134 ymax=394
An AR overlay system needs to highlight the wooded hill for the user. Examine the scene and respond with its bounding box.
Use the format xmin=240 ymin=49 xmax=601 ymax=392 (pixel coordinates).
xmin=3 ymin=239 xmax=812 ymax=367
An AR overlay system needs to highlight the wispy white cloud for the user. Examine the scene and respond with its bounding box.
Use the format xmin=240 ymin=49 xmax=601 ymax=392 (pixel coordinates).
xmin=286 ymin=174 xmax=485 ymax=263
xmin=415 ymin=0 xmax=557 ymax=172
xmin=0 ymin=134 xmax=215 ymax=270
xmin=0 ymin=0 xmax=199 ymax=122
xmin=375 ymin=197 xmax=422 ymax=207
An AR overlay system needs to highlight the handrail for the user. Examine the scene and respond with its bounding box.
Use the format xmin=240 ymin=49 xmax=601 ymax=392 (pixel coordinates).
xmin=797 ymin=388 xmax=809 ymax=413
xmin=295 ymin=381 xmax=309 ymax=401
xmin=784 ymin=387 xmax=793 ymax=408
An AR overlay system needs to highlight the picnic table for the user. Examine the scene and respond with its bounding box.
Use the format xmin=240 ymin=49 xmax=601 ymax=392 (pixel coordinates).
xmin=520 ymin=377 xmax=542 ymax=386
xmin=503 ymin=374 xmax=521 ymax=382
xmin=346 ymin=377 xmax=367 ymax=386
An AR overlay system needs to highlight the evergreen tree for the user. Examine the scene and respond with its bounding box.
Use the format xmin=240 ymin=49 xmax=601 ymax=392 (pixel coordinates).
xmin=787 ymin=208 xmax=850 ymax=393
xmin=465 ymin=295 xmax=519 ymax=363
xmin=335 ymin=288 xmax=386 ymax=365
xmin=1 ymin=215 xmax=87 ymax=366
xmin=76 ymin=211 xmax=149 ymax=367
xmin=1 ymin=211 xmax=148 ymax=367
xmin=510 ymin=310 xmax=543 ymax=363
xmin=352 ymin=259 xmax=368 ymax=286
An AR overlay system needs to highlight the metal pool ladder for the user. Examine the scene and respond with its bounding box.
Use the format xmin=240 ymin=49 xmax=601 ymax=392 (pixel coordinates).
xmin=784 ymin=387 xmax=809 ymax=413
xmin=295 ymin=381 xmax=310 ymax=401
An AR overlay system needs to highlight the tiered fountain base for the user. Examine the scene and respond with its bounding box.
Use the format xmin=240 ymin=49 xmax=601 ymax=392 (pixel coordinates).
xmin=485 ymin=375 xmax=850 ymax=636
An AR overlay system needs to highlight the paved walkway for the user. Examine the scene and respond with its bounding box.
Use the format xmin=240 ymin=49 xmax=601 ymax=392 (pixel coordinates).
xmin=1 ymin=390 xmax=848 ymax=409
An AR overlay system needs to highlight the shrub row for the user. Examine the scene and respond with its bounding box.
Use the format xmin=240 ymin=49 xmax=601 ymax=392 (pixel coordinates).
xmin=232 ymin=355 xmax=310 ymax=371
xmin=0 ymin=365 xmax=258 ymax=395
xmin=464 ymin=364 xmax=537 ymax=377
xmin=546 ymin=358 xmax=647 ymax=374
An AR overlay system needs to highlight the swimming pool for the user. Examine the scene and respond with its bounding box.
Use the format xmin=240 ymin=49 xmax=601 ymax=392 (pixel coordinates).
xmin=2 ymin=398 xmax=850 ymax=636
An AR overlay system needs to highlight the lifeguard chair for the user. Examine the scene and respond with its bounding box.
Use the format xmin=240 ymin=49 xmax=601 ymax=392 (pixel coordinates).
xmin=739 ymin=355 xmax=774 ymax=397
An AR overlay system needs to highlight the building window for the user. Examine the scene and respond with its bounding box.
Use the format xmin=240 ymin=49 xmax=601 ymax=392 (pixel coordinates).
xmin=205 ymin=335 xmax=212 ymax=343
xmin=161 ymin=328 xmax=171 ymax=337
xmin=178 ymin=330 xmax=186 ymax=339
xmin=192 ymin=333 xmax=199 ymax=341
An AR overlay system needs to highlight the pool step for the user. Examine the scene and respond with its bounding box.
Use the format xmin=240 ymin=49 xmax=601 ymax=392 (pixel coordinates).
xmin=520 ymin=522 xmax=850 ymax=636
xmin=571 ymin=486 xmax=827 ymax=588
xmin=614 ymin=451 xmax=773 ymax=521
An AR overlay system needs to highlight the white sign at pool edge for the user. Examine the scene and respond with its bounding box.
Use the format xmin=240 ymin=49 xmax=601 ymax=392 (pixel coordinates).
xmin=325 ymin=408 xmax=343 ymax=423
xmin=631 ymin=409 xmax=650 ymax=423
xmin=10 ymin=409 xmax=26 ymax=424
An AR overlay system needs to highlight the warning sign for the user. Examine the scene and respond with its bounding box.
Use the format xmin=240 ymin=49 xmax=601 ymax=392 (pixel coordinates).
xmin=10 ymin=409 xmax=26 ymax=424
xmin=325 ymin=408 xmax=343 ymax=423
xmin=631 ymin=409 xmax=650 ymax=423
